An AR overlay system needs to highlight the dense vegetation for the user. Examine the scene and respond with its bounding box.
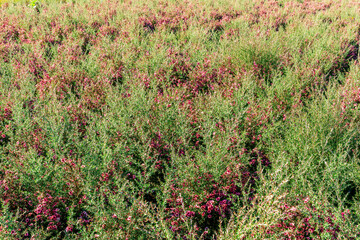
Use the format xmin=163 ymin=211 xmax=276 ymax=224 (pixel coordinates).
xmin=0 ymin=0 xmax=360 ymax=239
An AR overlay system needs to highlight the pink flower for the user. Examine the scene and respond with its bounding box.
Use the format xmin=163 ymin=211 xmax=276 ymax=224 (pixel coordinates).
xmin=66 ymin=226 xmax=73 ymax=232
xmin=185 ymin=211 xmax=195 ymax=218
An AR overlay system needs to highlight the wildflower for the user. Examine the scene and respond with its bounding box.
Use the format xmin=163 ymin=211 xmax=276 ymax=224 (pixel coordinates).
xmin=185 ymin=211 xmax=195 ymax=218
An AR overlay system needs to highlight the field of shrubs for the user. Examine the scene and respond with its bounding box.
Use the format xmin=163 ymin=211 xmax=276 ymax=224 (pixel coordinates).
xmin=0 ymin=0 xmax=360 ymax=239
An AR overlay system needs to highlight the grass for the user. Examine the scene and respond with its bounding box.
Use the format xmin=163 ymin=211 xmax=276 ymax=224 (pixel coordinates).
xmin=0 ymin=0 xmax=360 ymax=239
